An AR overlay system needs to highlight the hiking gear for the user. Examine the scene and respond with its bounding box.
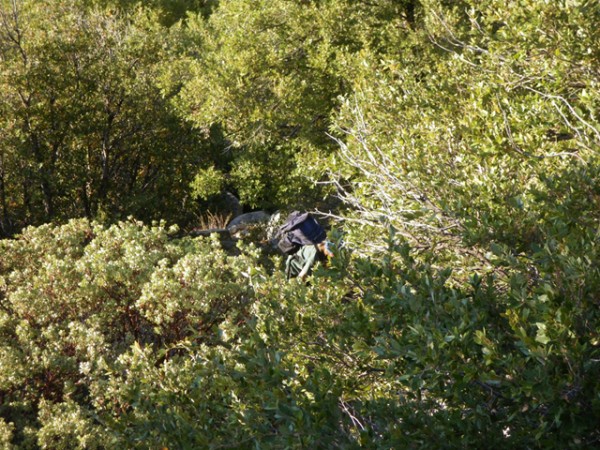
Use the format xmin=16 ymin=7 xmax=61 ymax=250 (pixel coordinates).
xmin=277 ymin=211 xmax=326 ymax=255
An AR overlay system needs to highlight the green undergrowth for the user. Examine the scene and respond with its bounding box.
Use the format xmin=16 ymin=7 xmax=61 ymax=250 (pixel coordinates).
xmin=0 ymin=218 xmax=598 ymax=448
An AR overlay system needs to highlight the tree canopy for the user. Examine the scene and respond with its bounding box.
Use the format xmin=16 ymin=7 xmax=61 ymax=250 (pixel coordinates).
xmin=1 ymin=0 xmax=599 ymax=448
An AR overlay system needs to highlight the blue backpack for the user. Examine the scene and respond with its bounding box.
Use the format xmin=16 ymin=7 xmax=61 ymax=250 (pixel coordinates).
xmin=277 ymin=211 xmax=326 ymax=255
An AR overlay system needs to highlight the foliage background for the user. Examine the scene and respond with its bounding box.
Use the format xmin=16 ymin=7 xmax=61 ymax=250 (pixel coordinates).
xmin=1 ymin=0 xmax=599 ymax=448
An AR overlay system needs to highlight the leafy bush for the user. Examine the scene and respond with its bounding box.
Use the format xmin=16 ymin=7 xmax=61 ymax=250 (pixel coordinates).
xmin=1 ymin=215 xmax=600 ymax=448
xmin=0 ymin=219 xmax=265 ymax=447
xmin=190 ymin=166 xmax=226 ymax=201
xmin=1 ymin=0 xmax=599 ymax=448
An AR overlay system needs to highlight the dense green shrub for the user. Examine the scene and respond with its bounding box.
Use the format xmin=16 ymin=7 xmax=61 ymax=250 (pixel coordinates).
xmin=0 ymin=0 xmax=599 ymax=448
xmin=1 ymin=215 xmax=600 ymax=448
xmin=0 ymin=219 xmax=266 ymax=447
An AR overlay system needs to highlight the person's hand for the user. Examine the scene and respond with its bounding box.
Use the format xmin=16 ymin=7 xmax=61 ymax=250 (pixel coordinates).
xmin=318 ymin=241 xmax=334 ymax=258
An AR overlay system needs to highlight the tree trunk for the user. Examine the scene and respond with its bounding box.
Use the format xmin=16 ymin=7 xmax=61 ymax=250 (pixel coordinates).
xmin=0 ymin=159 xmax=8 ymax=237
xmin=80 ymin=181 xmax=91 ymax=218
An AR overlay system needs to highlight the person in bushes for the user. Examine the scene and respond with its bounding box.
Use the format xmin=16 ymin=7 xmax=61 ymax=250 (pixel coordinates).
xmin=285 ymin=240 xmax=334 ymax=281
